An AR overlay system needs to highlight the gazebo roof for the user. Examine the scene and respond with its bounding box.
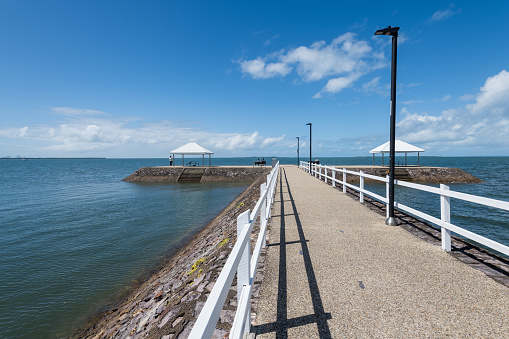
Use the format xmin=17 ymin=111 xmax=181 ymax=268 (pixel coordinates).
xmin=369 ymin=140 xmax=425 ymax=153
xmin=170 ymin=142 xmax=214 ymax=155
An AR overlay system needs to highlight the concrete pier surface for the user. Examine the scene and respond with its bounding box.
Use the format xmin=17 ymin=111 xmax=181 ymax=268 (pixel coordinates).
xmin=253 ymin=165 xmax=508 ymax=338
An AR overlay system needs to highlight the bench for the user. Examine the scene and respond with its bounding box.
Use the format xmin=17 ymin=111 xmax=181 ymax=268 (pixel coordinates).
xmin=253 ymin=160 xmax=266 ymax=167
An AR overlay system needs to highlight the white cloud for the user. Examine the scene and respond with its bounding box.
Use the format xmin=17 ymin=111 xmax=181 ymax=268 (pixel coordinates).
xmin=466 ymin=70 xmax=509 ymax=115
xmin=0 ymin=110 xmax=287 ymax=157
xmin=400 ymin=100 xmax=424 ymax=105
xmin=18 ymin=127 xmax=29 ymax=137
xmin=214 ymin=131 xmax=260 ymax=150
xmin=281 ymin=33 xmax=372 ymax=82
xmin=397 ymin=70 xmax=509 ymax=150
xmin=314 ymin=73 xmax=361 ymax=98
xmin=362 ymin=76 xmax=381 ymax=91
xmin=51 ymin=107 xmax=106 ymax=116
xmin=239 ymin=32 xmax=385 ymax=97
xmin=214 ymin=131 xmax=286 ymax=151
xmin=261 ymin=135 xmax=285 ymax=147
xmin=264 ymin=34 xmax=280 ymax=46
xmin=359 ymin=76 xmax=390 ymax=96
xmin=435 ymin=94 xmax=452 ymax=102
xmin=460 ymin=94 xmax=475 ymax=101
xmin=239 ymin=59 xmax=292 ymax=79
xmin=428 ymin=5 xmax=462 ymax=23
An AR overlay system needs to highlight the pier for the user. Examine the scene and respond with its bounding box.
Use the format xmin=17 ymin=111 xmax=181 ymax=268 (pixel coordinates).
xmin=251 ymin=165 xmax=508 ymax=337
xmin=85 ymin=163 xmax=507 ymax=338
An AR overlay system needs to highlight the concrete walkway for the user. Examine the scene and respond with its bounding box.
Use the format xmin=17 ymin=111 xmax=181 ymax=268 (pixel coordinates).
xmin=253 ymin=165 xmax=509 ymax=338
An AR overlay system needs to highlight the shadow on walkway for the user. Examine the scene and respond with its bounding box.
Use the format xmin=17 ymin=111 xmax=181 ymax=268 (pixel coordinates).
xmin=254 ymin=168 xmax=332 ymax=338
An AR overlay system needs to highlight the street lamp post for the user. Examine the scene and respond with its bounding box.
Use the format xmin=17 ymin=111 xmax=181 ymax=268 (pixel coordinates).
xmin=375 ymin=25 xmax=400 ymax=226
xmin=306 ymin=123 xmax=312 ymax=175
xmin=296 ymin=136 xmax=300 ymax=166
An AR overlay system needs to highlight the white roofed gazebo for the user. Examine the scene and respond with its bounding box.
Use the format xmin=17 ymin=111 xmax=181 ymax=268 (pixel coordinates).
xmin=369 ymin=140 xmax=425 ymax=166
xmin=170 ymin=142 xmax=214 ymax=166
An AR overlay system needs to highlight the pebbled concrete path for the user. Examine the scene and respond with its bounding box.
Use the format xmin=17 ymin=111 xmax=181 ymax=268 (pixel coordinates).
xmin=253 ymin=165 xmax=509 ymax=338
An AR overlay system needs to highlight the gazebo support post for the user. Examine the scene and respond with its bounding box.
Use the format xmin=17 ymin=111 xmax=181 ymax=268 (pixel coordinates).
xmin=373 ymin=154 xmax=375 ymax=166
xmin=202 ymin=154 xmax=204 ymax=167
xmin=405 ymin=152 xmax=407 ymax=166
xmin=182 ymin=154 xmax=184 ymax=167
xmin=382 ymin=153 xmax=384 ymax=166
xmin=209 ymin=154 xmax=211 ymax=166
xmin=418 ymin=152 xmax=420 ymax=166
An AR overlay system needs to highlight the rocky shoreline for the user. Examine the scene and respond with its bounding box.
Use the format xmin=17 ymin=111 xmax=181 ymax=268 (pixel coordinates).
xmin=76 ymin=175 xmax=270 ymax=338
xmin=122 ymin=166 xmax=271 ymax=182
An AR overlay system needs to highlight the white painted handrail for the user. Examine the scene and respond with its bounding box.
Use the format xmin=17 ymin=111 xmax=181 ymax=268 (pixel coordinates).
xmin=189 ymin=162 xmax=279 ymax=338
xmin=299 ymin=161 xmax=509 ymax=257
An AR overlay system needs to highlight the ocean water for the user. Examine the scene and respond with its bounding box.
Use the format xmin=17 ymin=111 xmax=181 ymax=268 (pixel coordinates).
xmin=1 ymin=156 xmax=508 ymax=338
xmin=0 ymin=159 xmax=249 ymax=338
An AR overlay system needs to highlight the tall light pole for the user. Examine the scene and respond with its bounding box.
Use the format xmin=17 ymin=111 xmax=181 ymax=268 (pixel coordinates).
xmin=375 ymin=25 xmax=399 ymax=226
xmin=306 ymin=123 xmax=312 ymax=174
xmin=296 ymin=136 xmax=300 ymax=165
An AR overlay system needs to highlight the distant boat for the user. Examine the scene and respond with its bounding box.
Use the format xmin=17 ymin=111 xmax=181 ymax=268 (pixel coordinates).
xmin=22 ymin=158 xmax=28 ymax=161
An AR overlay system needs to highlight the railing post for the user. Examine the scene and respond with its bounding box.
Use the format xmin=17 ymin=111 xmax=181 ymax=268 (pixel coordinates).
xmin=360 ymin=171 xmax=364 ymax=203
xmin=260 ymin=183 xmax=267 ymax=248
xmin=342 ymin=169 xmax=346 ymax=193
xmin=440 ymin=184 xmax=452 ymax=251
xmin=324 ymin=166 xmax=327 ymax=183
xmin=386 ymin=175 xmax=390 ymax=219
xmin=319 ymin=164 xmax=322 ymax=180
xmin=314 ymin=164 xmax=317 ymax=178
xmin=332 ymin=167 xmax=336 ymax=187
xmin=237 ymin=210 xmax=251 ymax=333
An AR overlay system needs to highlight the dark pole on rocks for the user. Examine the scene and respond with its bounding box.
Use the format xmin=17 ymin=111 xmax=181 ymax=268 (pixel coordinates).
xmin=375 ymin=25 xmax=399 ymax=226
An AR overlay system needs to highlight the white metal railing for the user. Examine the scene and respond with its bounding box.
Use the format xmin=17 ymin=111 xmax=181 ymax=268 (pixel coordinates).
xmin=299 ymin=161 xmax=509 ymax=257
xmin=189 ymin=162 xmax=279 ymax=338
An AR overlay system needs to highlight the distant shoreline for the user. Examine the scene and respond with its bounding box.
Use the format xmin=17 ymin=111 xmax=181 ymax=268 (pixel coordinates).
xmin=1 ymin=157 xmax=106 ymax=159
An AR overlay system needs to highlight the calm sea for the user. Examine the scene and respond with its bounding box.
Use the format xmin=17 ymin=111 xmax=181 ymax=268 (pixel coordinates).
xmin=1 ymin=156 xmax=508 ymax=338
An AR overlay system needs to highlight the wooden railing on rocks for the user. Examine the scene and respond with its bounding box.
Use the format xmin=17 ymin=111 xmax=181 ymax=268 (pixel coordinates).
xmin=189 ymin=162 xmax=279 ymax=338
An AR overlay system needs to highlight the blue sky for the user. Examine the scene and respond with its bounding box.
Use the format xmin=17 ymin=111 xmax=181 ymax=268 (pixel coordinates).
xmin=1 ymin=1 xmax=509 ymax=158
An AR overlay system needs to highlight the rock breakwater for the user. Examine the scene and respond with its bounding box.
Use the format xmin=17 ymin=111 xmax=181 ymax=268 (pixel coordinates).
xmin=77 ymin=175 xmax=270 ymax=338
xmin=123 ymin=166 xmax=271 ymax=183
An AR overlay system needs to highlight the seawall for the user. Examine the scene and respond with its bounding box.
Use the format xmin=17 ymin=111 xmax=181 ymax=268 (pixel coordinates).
xmin=76 ymin=172 xmax=269 ymax=338
xmin=318 ymin=165 xmax=482 ymax=183
xmin=122 ymin=166 xmax=271 ymax=182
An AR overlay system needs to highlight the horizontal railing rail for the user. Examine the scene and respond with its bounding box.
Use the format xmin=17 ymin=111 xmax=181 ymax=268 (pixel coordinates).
xmin=189 ymin=162 xmax=279 ymax=338
xmin=299 ymin=161 xmax=509 ymax=257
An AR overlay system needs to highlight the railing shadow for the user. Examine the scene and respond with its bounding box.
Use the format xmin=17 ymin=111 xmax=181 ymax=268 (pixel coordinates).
xmin=254 ymin=168 xmax=332 ymax=338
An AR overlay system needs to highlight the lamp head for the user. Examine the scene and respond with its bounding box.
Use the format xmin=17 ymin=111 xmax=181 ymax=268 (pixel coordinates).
xmin=374 ymin=26 xmax=400 ymax=36
xmin=306 ymin=123 xmax=312 ymax=126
